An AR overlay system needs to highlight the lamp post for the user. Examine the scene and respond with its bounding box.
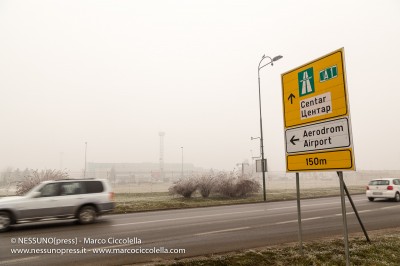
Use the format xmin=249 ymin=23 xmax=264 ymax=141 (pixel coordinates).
xmin=84 ymin=142 xmax=87 ymax=178
xmin=181 ymin=147 xmax=184 ymax=178
xmin=258 ymin=54 xmax=283 ymax=201
xmin=59 ymin=152 xmax=63 ymax=170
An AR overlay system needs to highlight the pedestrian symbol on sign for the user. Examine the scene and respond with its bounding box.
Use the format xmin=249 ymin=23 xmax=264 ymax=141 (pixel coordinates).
xmin=298 ymin=67 xmax=315 ymax=97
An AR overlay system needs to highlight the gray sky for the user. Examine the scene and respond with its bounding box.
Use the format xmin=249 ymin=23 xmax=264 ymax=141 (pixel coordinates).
xmin=1 ymin=0 xmax=399 ymax=172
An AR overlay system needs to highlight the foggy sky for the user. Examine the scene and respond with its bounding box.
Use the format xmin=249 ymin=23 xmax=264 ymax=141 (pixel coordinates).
xmin=1 ymin=0 xmax=399 ymax=172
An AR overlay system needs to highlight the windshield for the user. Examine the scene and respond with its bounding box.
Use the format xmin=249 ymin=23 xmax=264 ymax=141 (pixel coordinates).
xmin=368 ymin=180 xmax=390 ymax=186
xmin=24 ymin=182 xmax=46 ymax=196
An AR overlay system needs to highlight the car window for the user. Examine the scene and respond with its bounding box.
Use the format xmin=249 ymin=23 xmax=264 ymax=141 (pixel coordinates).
xmin=393 ymin=179 xmax=400 ymax=185
xmin=60 ymin=182 xmax=85 ymax=195
xmin=40 ymin=183 xmax=60 ymax=197
xmin=84 ymin=181 xmax=104 ymax=193
xmin=369 ymin=180 xmax=390 ymax=186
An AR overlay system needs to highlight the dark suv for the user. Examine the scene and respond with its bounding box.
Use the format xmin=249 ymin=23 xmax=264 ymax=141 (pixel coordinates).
xmin=0 ymin=179 xmax=115 ymax=232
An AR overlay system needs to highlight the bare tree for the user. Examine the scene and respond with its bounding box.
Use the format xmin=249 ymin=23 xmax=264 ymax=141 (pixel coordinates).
xmin=196 ymin=174 xmax=216 ymax=198
xmin=16 ymin=169 xmax=69 ymax=196
xmin=235 ymin=178 xmax=261 ymax=197
xmin=169 ymin=177 xmax=198 ymax=198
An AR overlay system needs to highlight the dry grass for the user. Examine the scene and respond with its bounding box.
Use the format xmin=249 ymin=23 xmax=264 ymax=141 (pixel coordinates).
xmin=113 ymin=186 xmax=366 ymax=214
xmin=157 ymin=228 xmax=400 ymax=266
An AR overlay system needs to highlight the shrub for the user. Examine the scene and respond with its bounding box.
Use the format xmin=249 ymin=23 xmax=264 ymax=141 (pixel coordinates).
xmin=16 ymin=169 xmax=69 ymax=196
xmin=215 ymin=172 xmax=238 ymax=198
xmin=169 ymin=178 xmax=198 ymax=198
xmin=196 ymin=174 xmax=216 ymax=198
xmin=214 ymin=172 xmax=260 ymax=198
xmin=235 ymin=178 xmax=261 ymax=197
xmin=168 ymin=172 xmax=261 ymax=199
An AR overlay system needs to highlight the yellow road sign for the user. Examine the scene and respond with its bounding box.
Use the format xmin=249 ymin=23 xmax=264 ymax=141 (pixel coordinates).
xmin=282 ymin=48 xmax=355 ymax=172
xmin=282 ymin=48 xmax=348 ymax=128
xmin=286 ymin=149 xmax=354 ymax=172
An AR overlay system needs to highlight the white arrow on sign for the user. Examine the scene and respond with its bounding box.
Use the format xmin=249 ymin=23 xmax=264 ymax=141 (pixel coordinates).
xmin=285 ymin=118 xmax=351 ymax=154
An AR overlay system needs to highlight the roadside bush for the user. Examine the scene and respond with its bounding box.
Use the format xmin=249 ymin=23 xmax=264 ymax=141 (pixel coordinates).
xmin=235 ymin=178 xmax=261 ymax=197
xmin=168 ymin=172 xmax=261 ymax=199
xmin=215 ymin=172 xmax=238 ymax=198
xmin=214 ymin=172 xmax=260 ymax=198
xmin=169 ymin=178 xmax=198 ymax=198
xmin=16 ymin=169 xmax=69 ymax=196
xmin=196 ymin=174 xmax=216 ymax=198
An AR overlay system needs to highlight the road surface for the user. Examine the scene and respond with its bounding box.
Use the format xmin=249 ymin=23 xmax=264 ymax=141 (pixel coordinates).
xmin=1 ymin=194 xmax=399 ymax=265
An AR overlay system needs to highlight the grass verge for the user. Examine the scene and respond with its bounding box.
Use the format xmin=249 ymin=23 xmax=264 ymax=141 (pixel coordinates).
xmin=113 ymin=186 xmax=366 ymax=214
xmin=156 ymin=228 xmax=400 ymax=266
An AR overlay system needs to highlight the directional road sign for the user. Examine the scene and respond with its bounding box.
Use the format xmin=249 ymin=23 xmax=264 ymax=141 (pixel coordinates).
xmin=285 ymin=118 xmax=351 ymax=154
xmin=286 ymin=149 xmax=354 ymax=171
xmin=281 ymin=48 xmax=355 ymax=172
xmin=282 ymin=49 xmax=348 ymax=128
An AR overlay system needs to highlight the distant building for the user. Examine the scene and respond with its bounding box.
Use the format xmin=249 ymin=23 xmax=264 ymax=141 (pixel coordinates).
xmin=86 ymin=162 xmax=205 ymax=183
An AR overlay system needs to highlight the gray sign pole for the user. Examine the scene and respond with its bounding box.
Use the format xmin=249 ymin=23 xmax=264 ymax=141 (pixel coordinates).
xmin=343 ymin=182 xmax=370 ymax=242
xmin=338 ymin=171 xmax=350 ymax=266
xmin=296 ymin=172 xmax=304 ymax=255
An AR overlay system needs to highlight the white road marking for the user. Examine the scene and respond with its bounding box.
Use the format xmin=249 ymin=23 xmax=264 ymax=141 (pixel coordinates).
xmin=274 ymin=216 xmax=323 ymax=225
xmin=112 ymin=195 xmax=394 ymax=229
xmin=267 ymin=201 xmax=339 ymax=211
xmin=275 ymin=220 xmax=297 ymax=225
xmin=113 ymin=201 xmax=339 ymax=227
xmin=357 ymin=210 xmax=372 ymax=213
xmin=302 ymin=216 xmax=323 ymax=221
xmin=0 ymin=256 xmax=39 ymax=265
xmin=112 ymin=209 xmax=264 ymax=227
xmin=382 ymin=205 xmax=400 ymax=210
xmin=195 ymin=227 xmax=250 ymax=236
xmin=267 ymin=199 xmax=365 ymax=212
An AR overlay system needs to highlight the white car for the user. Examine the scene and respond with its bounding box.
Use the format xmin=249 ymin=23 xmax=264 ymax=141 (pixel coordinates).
xmin=366 ymin=178 xmax=400 ymax=202
xmin=0 ymin=179 xmax=115 ymax=232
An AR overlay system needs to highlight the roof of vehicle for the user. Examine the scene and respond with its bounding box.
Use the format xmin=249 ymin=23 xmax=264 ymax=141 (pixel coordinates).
xmin=369 ymin=178 xmax=398 ymax=180
xmin=40 ymin=178 xmax=108 ymax=183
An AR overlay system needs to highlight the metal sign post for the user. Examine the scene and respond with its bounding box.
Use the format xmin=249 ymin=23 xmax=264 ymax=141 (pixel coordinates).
xmin=343 ymin=182 xmax=370 ymax=242
xmin=296 ymin=172 xmax=304 ymax=255
xmin=280 ymin=49 xmax=368 ymax=265
xmin=338 ymin=171 xmax=350 ymax=266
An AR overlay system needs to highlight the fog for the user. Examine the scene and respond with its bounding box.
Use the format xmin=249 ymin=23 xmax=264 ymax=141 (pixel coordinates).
xmin=0 ymin=0 xmax=399 ymax=172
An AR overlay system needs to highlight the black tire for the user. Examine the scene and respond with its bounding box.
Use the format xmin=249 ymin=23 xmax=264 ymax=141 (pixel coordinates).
xmin=0 ymin=211 xmax=12 ymax=232
xmin=394 ymin=193 xmax=400 ymax=202
xmin=368 ymin=197 xmax=374 ymax=202
xmin=77 ymin=206 xmax=96 ymax=224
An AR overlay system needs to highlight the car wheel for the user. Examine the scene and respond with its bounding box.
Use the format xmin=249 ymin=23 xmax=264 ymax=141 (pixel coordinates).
xmin=77 ymin=206 xmax=96 ymax=224
xmin=368 ymin=197 xmax=374 ymax=202
xmin=395 ymin=193 xmax=400 ymax=202
xmin=0 ymin=211 xmax=12 ymax=232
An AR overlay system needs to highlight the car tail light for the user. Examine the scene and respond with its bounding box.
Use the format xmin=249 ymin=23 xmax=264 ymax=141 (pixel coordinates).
xmin=109 ymin=192 xmax=115 ymax=201
xmin=387 ymin=186 xmax=394 ymax=190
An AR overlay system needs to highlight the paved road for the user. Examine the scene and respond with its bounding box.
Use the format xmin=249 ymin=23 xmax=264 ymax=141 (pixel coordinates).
xmin=1 ymin=195 xmax=400 ymax=265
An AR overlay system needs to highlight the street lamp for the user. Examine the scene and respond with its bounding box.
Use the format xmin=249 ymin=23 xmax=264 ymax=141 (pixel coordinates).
xmin=181 ymin=147 xmax=184 ymax=178
xmin=258 ymin=54 xmax=283 ymax=201
xmin=84 ymin=142 xmax=87 ymax=178
xmin=59 ymin=152 xmax=63 ymax=170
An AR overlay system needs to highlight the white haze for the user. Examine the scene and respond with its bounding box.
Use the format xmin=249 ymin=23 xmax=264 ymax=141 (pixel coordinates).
xmin=0 ymin=0 xmax=399 ymax=172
